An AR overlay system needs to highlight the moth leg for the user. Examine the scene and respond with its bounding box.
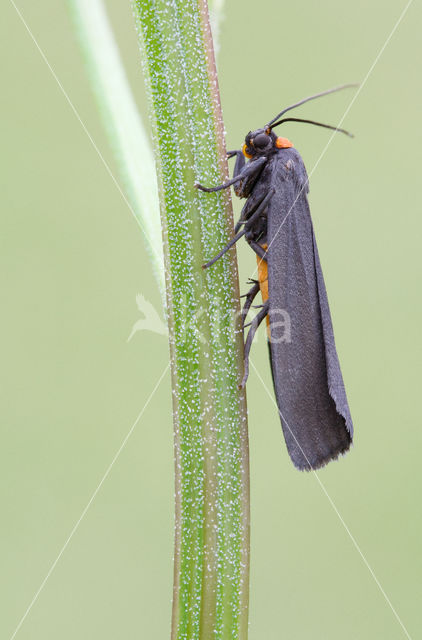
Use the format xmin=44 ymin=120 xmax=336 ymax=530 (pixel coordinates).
xmin=240 ymin=301 xmax=270 ymax=388
xmin=203 ymin=189 xmax=274 ymax=269
xmin=235 ymin=193 xmax=266 ymax=234
xmin=228 ymin=150 xmax=246 ymax=196
xmin=234 ymin=203 xmax=254 ymax=234
xmin=227 ymin=149 xmax=245 ymax=172
xmin=195 ymin=156 xmax=266 ymax=193
xmin=235 ymin=187 xmax=275 ymax=234
xmin=202 ymin=227 xmax=248 ymax=269
xmin=247 ymin=238 xmax=268 ymax=261
xmin=240 ymin=280 xmax=260 ymax=324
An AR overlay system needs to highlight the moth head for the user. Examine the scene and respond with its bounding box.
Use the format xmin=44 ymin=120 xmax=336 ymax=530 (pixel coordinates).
xmin=242 ymin=128 xmax=291 ymax=158
xmin=242 ymin=128 xmax=276 ymax=158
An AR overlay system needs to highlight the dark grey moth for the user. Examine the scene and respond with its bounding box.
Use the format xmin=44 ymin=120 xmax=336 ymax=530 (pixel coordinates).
xmin=196 ymin=85 xmax=355 ymax=471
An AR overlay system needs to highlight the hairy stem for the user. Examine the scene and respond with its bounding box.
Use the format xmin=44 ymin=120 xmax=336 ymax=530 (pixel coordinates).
xmin=134 ymin=1 xmax=250 ymax=638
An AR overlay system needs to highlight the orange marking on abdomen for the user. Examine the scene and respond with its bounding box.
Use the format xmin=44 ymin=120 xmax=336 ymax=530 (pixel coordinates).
xmin=256 ymin=243 xmax=270 ymax=332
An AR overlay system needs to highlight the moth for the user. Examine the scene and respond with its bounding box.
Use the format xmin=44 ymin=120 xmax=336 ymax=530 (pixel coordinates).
xmin=196 ymin=85 xmax=355 ymax=470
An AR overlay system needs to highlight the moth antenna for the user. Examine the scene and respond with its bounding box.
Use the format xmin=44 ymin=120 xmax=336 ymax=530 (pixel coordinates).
xmin=272 ymin=117 xmax=353 ymax=138
xmin=266 ymin=83 xmax=358 ymax=128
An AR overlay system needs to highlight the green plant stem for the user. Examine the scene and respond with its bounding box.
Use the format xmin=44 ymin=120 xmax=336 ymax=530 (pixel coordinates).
xmin=134 ymin=1 xmax=250 ymax=638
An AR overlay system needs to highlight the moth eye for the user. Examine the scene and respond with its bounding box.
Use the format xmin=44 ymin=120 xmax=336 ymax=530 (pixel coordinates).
xmin=253 ymin=133 xmax=269 ymax=149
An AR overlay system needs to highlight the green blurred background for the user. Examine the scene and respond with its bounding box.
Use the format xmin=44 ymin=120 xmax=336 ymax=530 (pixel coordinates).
xmin=1 ymin=1 xmax=421 ymax=638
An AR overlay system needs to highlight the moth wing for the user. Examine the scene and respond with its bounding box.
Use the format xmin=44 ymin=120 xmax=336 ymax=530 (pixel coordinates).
xmin=267 ymin=148 xmax=353 ymax=470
